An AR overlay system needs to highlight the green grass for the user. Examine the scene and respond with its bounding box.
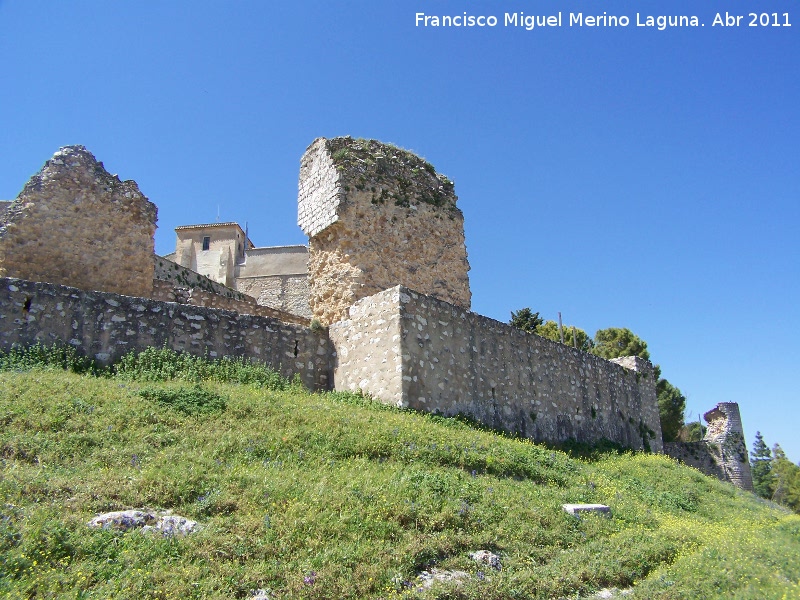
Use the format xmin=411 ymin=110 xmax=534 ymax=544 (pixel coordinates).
xmin=0 ymin=354 xmax=799 ymax=598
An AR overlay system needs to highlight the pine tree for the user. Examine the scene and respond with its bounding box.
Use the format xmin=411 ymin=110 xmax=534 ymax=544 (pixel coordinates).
xmin=509 ymin=308 xmax=543 ymax=334
xmin=750 ymin=431 xmax=773 ymax=499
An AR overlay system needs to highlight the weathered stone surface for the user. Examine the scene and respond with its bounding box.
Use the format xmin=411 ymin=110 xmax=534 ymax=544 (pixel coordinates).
xmin=664 ymin=402 xmax=753 ymax=491
xmin=416 ymin=568 xmax=471 ymax=589
xmin=298 ymin=137 xmax=471 ymax=324
xmin=703 ymin=403 xmax=753 ymax=491
xmin=469 ymin=550 xmax=502 ymax=570
xmin=87 ymin=510 xmax=198 ymax=536
xmin=330 ymin=286 xmax=663 ymax=451
xmin=0 ymin=146 xmax=156 ymax=297
xmin=562 ymin=503 xmax=612 ymax=516
xmin=0 ymin=276 xmax=330 ymax=390
xmin=591 ymin=588 xmax=633 ymax=598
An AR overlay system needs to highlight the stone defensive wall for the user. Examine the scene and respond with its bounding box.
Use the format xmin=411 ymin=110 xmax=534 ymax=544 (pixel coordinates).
xmin=298 ymin=137 xmax=471 ymax=325
xmin=0 ymin=146 xmax=157 ymax=298
xmin=330 ymin=286 xmax=663 ymax=452
xmin=0 ymin=277 xmax=329 ymax=390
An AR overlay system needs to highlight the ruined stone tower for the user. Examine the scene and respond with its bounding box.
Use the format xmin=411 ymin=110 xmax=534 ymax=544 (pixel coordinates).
xmin=703 ymin=402 xmax=754 ymax=491
xmin=0 ymin=146 xmax=157 ymax=297
xmin=298 ymin=137 xmax=471 ymax=324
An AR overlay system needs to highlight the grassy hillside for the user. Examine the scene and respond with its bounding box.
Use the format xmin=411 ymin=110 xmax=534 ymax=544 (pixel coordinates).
xmin=1 ymin=357 xmax=799 ymax=599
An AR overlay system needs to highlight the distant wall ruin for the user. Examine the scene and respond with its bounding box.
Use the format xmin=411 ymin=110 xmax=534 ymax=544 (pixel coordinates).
xmin=0 ymin=146 xmax=157 ymax=298
xmin=298 ymin=137 xmax=471 ymax=325
xmin=665 ymin=402 xmax=753 ymax=491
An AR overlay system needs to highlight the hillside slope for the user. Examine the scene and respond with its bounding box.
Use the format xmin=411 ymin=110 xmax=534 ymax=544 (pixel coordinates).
xmin=1 ymin=369 xmax=798 ymax=599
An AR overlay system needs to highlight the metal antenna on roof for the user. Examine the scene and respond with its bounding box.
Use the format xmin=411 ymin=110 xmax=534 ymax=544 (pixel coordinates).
xmin=216 ymin=205 xmax=220 ymax=222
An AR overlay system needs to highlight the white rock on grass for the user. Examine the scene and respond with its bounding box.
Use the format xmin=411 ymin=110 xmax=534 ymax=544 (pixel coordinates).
xmin=416 ymin=568 xmax=471 ymax=589
xmin=88 ymin=510 xmax=198 ymax=536
xmin=469 ymin=549 xmax=502 ymax=570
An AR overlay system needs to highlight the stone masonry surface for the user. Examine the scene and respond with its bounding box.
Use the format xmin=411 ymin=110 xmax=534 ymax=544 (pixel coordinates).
xmin=0 ymin=277 xmax=329 ymax=390
xmin=298 ymin=137 xmax=471 ymax=324
xmin=0 ymin=146 xmax=157 ymax=298
xmin=703 ymin=402 xmax=753 ymax=490
xmin=330 ymin=286 xmax=663 ymax=451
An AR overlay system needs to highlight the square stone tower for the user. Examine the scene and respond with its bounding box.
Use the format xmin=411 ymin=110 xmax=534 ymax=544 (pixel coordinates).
xmin=298 ymin=137 xmax=471 ymax=324
xmin=173 ymin=222 xmax=252 ymax=288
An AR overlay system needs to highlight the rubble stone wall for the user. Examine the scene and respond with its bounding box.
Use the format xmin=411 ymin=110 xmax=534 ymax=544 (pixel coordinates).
xmin=298 ymin=137 xmax=471 ymax=324
xmin=0 ymin=146 xmax=157 ymax=298
xmin=0 ymin=277 xmax=327 ymax=389
xmin=331 ymin=286 xmax=663 ymax=451
xmin=663 ymin=441 xmax=726 ymax=481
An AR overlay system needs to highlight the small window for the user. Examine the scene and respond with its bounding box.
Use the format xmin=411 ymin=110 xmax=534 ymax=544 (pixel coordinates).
xmin=202 ymin=236 xmax=210 ymax=251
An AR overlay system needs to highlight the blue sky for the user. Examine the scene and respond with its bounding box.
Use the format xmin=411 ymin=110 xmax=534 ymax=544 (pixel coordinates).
xmin=1 ymin=1 xmax=798 ymax=461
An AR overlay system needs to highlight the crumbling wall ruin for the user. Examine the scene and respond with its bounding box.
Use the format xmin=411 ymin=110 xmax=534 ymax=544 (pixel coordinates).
xmin=298 ymin=137 xmax=471 ymax=324
xmin=0 ymin=146 xmax=157 ymax=298
xmin=664 ymin=402 xmax=753 ymax=491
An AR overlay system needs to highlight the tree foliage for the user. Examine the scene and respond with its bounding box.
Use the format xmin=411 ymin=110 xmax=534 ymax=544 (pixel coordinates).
xmin=680 ymin=421 xmax=705 ymax=442
xmin=656 ymin=378 xmax=686 ymax=443
xmin=750 ymin=431 xmax=774 ymax=500
xmin=536 ymin=321 xmax=595 ymax=353
xmin=748 ymin=434 xmax=800 ymax=513
xmin=771 ymin=444 xmax=800 ymax=512
xmin=590 ymin=327 xmax=651 ymax=361
xmin=509 ymin=308 xmax=543 ymax=334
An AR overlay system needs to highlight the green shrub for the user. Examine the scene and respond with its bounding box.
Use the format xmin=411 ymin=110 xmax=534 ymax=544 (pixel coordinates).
xmin=138 ymin=384 xmax=227 ymax=415
xmin=114 ymin=347 xmax=293 ymax=390
xmin=0 ymin=342 xmax=99 ymax=374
